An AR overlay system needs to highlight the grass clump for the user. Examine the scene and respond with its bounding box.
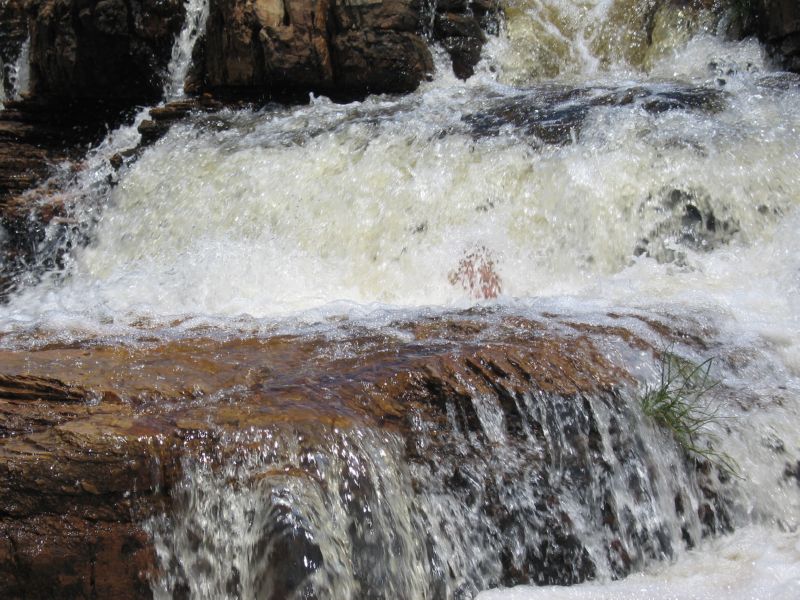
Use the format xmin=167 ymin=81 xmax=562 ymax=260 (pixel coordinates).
xmin=641 ymin=350 xmax=738 ymax=476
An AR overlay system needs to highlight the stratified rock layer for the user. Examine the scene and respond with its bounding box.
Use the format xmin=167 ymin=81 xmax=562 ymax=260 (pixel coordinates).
xmin=202 ymin=0 xmax=436 ymax=98
xmin=0 ymin=313 xmax=734 ymax=598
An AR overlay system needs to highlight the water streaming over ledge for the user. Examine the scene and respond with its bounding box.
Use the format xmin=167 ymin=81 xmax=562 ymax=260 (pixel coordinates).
xmin=0 ymin=34 xmax=30 ymax=109
xmin=164 ymin=0 xmax=211 ymax=99
xmin=1 ymin=0 xmax=800 ymax=598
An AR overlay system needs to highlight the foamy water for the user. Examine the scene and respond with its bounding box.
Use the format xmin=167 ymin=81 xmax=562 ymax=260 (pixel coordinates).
xmin=479 ymin=526 xmax=800 ymax=600
xmin=3 ymin=35 xmax=798 ymax=345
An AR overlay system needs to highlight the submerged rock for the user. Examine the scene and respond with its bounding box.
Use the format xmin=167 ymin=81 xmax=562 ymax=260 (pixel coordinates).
xmin=634 ymin=187 xmax=740 ymax=264
xmin=462 ymin=84 xmax=726 ymax=145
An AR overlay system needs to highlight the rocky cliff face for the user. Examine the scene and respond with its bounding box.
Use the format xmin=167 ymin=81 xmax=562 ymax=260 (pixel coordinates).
xmin=754 ymin=0 xmax=800 ymax=71
xmin=198 ymin=0 xmax=493 ymax=99
xmin=5 ymin=0 xmax=494 ymax=105
xmin=26 ymin=0 xmax=186 ymax=102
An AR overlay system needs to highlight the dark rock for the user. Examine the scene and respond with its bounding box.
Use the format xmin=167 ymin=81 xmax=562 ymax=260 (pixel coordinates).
xmin=462 ymin=84 xmax=726 ymax=145
xmin=137 ymin=95 xmax=224 ymax=145
xmin=784 ymin=460 xmax=800 ymax=485
xmin=634 ymin=187 xmax=740 ymax=264
xmin=332 ymin=29 xmax=434 ymax=95
xmin=0 ymin=516 xmax=156 ymax=600
xmin=434 ymin=13 xmax=486 ymax=79
xmin=749 ymin=0 xmax=800 ymax=72
xmin=27 ymin=0 xmax=186 ymax=102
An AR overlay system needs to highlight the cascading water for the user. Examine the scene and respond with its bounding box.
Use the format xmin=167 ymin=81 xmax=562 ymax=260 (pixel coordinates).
xmin=8 ymin=35 xmax=30 ymax=100
xmin=1 ymin=0 xmax=799 ymax=598
xmin=163 ymin=0 xmax=210 ymax=99
xmin=0 ymin=34 xmax=30 ymax=109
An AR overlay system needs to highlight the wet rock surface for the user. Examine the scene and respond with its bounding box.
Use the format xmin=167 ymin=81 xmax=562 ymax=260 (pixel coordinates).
xmin=753 ymin=0 xmax=800 ymax=72
xmin=0 ymin=314 xmax=735 ymax=598
xmin=462 ymin=84 xmax=726 ymax=145
xmin=136 ymin=94 xmax=225 ymax=145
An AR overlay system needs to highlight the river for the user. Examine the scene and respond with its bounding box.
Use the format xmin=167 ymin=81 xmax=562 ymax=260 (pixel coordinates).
xmin=1 ymin=0 xmax=799 ymax=598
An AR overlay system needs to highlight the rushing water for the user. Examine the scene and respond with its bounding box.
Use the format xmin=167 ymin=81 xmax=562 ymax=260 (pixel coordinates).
xmin=2 ymin=0 xmax=800 ymax=598
xmin=163 ymin=0 xmax=210 ymax=99
xmin=0 ymin=34 xmax=30 ymax=108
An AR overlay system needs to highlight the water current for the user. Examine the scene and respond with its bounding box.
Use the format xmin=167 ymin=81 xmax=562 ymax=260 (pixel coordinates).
xmin=1 ymin=0 xmax=799 ymax=598
xmin=0 ymin=34 xmax=30 ymax=109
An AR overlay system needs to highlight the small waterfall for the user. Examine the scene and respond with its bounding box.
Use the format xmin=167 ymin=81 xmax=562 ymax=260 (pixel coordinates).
xmin=148 ymin=427 xmax=434 ymax=600
xmin=163 ymin=0 xmax=210 ymax=100
xmin=489 ymin=0 xmax=733 ymax=83
xmin=2 ymin=0 xmax=211 ymax=296
xmin=8 ymin=35 xmax=30 ymax=100
xmin=1 ymin=34 xmax=30 ymax=107
xmin=143 ymin=335 xmax=788 ymax=599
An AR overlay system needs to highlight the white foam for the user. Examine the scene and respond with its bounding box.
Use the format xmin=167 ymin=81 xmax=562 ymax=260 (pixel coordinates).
xmin=478 ymin=526 xmax=800 ymax=600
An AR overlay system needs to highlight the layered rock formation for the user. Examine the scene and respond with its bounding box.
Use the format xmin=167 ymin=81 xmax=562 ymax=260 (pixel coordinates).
xmin=0 ymin=314 xmax=734 ymax=597
xmin=198 ymin=0 xmax=493 ymax=98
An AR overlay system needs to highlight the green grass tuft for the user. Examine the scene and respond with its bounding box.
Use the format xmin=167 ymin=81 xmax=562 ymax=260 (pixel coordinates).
xmin=641 ymin=350 xmax=739 ymax=476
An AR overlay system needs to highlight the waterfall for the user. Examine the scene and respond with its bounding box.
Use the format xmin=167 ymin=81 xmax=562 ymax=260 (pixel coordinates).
xmin=8 ymin=35 xmax=30 ymax=100
xmin=142 ymin=330 xmax=800 ymax=599
xmin=0 ymin=34 xmax=30 ymax=107
xmin=163 ymin=0 xmax=210 ymax=100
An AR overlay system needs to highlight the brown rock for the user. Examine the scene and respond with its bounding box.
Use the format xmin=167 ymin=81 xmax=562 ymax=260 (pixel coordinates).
xmin=204 ymin=0 xmax=434 ymax=99
xmin=0 ymin=314 xmax=693 ymax=596
xmin=0 ymin=516 xmax=156 ymax=600
xmin=434 ymin=12 xmax=486 ymax=79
